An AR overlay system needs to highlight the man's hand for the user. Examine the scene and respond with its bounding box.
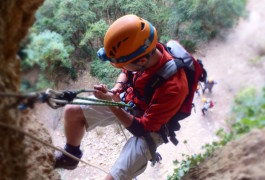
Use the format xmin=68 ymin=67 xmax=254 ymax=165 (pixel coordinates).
xmin=111 ymin=86 xmax=122 ymax=95
xmin=94 ymin=84 xmax=133 ymax=128
xmin=110 ymin=85 xmax=123 ymax=102
xmin=93 ymin=84 xmax=121 ymax=102
xmin=93 ymin=84 xmax=112 ymax=101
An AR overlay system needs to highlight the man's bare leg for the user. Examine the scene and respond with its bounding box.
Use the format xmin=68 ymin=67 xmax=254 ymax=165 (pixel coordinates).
xmin=64 ymin=105 xmax=87 ymax=146
xmin=54 ymin=105 xmax=87 ymax=169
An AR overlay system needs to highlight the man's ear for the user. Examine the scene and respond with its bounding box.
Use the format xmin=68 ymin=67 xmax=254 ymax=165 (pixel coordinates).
xmin=137 ymin=57 xmax=148 ymax=66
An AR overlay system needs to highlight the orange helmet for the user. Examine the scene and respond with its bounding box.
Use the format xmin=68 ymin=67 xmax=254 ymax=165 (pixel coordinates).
xmin=97 ymin=14 xmax=157 ymax=68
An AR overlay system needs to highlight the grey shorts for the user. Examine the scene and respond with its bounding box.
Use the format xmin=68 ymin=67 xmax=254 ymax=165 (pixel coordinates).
xmin=80 ymin=96 xmax=164 ymax=179
xmin=79 ymin=95 xmax=118 ymax=131
xmin=110 ymin=132 xmax=164 ymax=180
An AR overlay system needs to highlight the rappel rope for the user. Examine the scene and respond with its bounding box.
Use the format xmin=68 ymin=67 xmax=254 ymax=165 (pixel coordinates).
xmin=0 ymin=121 xmax=108 ymax=174
xmin=0 ymin=88 xmax=134 ymax=174
xmin=0 ymin=88 xmax=135 ymax=110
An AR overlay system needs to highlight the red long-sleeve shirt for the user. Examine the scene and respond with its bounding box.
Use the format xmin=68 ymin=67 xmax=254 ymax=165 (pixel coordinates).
xmin=124 ymin=43 xmax=189 ymax=132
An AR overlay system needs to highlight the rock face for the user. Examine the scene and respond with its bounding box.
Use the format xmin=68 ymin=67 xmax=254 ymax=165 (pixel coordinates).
xmin=183 ymin=128 xmax=265 ymax=180
xmin=0 ymin=0 xmax=59 ymax=179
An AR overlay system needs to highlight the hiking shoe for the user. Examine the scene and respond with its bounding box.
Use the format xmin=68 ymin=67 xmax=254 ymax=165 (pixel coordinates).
xmin=54 ymin=151 xmax=83 ymax=170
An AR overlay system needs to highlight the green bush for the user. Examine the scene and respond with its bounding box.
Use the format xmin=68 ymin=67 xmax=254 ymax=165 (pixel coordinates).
xmin=21 ymin=0 xmax=247 ymax=89
xmin=23 ymin=30 xmax=74 ymax=79
xmin=90 ymin=57 xmax=121 ymax=88
xmin=171 ymin=0 xmax=247 ymax=47
xmin=80 ymin=19 xmax=109 ymax=48
xmin=179 ymin=40 xmax=197 ymax=53
xmin=231 ymin=87 xmax=265 ymax=133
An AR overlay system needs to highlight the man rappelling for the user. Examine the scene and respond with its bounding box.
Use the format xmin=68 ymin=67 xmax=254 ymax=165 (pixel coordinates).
xmin=54 ymin=14 xmax=206 ymax=180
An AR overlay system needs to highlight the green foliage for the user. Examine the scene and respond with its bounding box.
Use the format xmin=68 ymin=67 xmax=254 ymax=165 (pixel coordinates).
xmin=54 ymin=0 xmax=97 ymax=59
xmin=23 ymin=30 xmax=73 ymax=81
xmin=80 ymin=19 xmax=109 ymax=48
xmin=33 ymin=0 xmax=57 ymax=32
xmin=23 ymin=30 xmax=72 ymax=70
xmin=179 ymin=40 xmax=197 ymax=53
xmin=21 ymin=0 xmax=247 ymax=90
xmin=30 ymin=0 xmax=97 ymax=61
xmin=233 ymin=87 xmax=261 ymax=119
xmin=36 ymin=74 xmax=55 ymax=90
xmin=231 ymin=87 xmax=265 ymax=134
xmin=90 ymin=57 xmax=121 ymax=88
xmin=169 ymin=86 xmax=265 ymax=180
xmin=119 ymin=0 xmax=171 ymax=37
xmin=20 ymin=79 xmax=35 ymax=92
xmin=171 ymin=0 xmax=247 ymax=48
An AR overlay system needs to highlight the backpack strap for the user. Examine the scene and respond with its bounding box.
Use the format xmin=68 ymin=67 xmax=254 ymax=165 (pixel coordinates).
xmin=197 ymin=59 xmax=207 ymax=83
xmin=126 ymin=71 xmax=134 ymax=87
xmin=144 ymin=58 xmax=192 ymax=103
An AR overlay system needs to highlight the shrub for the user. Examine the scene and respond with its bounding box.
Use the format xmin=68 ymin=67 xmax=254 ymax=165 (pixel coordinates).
xmin=23 ymin=30 xmax=74 ymax=80
xmin=171 ymin=0 xmax=247 ymax=48
xmin=90 ymin=57 xmax=121 ymax=88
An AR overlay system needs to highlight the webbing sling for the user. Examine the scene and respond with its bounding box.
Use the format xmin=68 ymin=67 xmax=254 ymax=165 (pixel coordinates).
xmin=143 ymin=133 xmax=157 ymax=166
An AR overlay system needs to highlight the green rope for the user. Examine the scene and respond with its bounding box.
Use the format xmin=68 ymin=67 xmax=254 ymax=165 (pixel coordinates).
xmin=75 ymin=89 xmax=95 ymax=94
xmin=75 ymin=89 xmax=113 ymax=94
xmin=75 ymin=96 xmax=134 ymax=109
xmin=67 ymin=101 xmax=126 ymax=107
xmin=0 ymin=89 xmax=135 ymax=110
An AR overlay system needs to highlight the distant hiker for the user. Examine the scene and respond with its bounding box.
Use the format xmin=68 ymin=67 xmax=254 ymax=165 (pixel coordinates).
xmin=201 ymin=98 xmax=214 ymax=116
xmin=202 ymin=77 xmax=217 ymax=94
xmin=54 ymin=14 xmax=206 ymax=179
xmin=196 ymin=83 xmax=202 ymax=97
xmin=192 ymin=102 xmax=196 ymax=113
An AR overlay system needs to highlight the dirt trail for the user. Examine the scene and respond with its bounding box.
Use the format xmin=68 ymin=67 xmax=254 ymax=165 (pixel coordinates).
xmin=35 ymin=1 xmax=265 ymax=179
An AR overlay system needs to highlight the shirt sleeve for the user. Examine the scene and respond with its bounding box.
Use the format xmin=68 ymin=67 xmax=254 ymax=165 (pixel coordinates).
xmin=126 ymin=117 xmax=146 ymax=136
xmin=136 ymin=69 xmax=189 ymax=132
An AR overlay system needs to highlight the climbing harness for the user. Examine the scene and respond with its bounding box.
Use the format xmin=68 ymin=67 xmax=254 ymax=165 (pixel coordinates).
xmin=0 ymin=88 xmax=136 ymax=110
xmin=143 ymin=133 xmax=162 ymax=166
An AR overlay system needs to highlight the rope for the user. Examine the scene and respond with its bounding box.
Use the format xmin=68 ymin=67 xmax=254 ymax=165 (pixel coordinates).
xmin=0 ymin=91 xmax=38 ymax=98
xmin=0 ymin=89 xmax=133 ymax=175
xmin=75 ymin=96 xmax=131 ymax=108
xmin=0 ymin=89 xmax=133 ymax=173
xmin=118 ymin=123 xmax=128 ymax=141
xmin=0 ymin=89 xmax=135 ymax=110
xmin=0 ymin=121 xmax=108 ymax=174
xmin=75 ymin=89 xmax=113 ymax=94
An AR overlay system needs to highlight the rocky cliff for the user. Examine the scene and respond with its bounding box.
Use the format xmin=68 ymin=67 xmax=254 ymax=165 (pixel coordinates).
xmin=0 ymin=1 xmax=59 ymax=179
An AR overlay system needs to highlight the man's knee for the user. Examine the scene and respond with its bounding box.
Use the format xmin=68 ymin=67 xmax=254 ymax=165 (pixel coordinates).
xmin=64 ymin=105 xmax=85 ymax=124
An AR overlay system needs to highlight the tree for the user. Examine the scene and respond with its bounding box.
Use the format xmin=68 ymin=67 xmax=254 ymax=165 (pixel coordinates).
xmin=54 ymin=0 xmax=96 ymax=58
xmin=80 ymin=19 xmax=109 ymax=51
xmin=21 ymin=0 xmax=247 ymax=86
xmin=23 ymin=30 xmax=73 ymax=82
xmin=172 ymin=0 xmax=247 ymax=44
